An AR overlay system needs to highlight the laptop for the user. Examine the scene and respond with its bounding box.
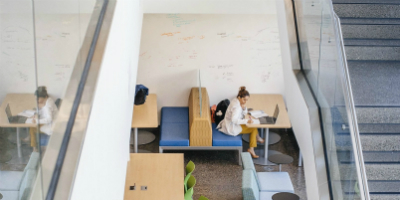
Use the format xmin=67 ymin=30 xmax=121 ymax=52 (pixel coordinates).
xmin=5 ymin=104 xmax=27 ymax=124
xmin=259 ymin=105 xmax=279 ymax=124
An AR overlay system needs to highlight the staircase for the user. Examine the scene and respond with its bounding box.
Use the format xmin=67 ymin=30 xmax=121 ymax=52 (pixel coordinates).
xmin=332 ymin=0 xmax=400 ymax=199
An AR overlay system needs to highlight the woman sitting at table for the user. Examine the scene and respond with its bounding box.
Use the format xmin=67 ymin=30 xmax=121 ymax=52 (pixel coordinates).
xmin=24 ymin=86 xmax=58 ymax=152
xmin=217 ymin=86 xmax=264 ymax=158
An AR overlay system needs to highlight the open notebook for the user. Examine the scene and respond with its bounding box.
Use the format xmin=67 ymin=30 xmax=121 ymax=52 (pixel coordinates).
xmin=248 ymin=110 xmax=268 ymax=118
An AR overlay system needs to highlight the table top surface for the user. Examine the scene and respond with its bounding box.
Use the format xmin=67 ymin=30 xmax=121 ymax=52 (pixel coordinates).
xmin=272 ymin=192 xmax=300 ymax=200
xmin=131 ymin=94 xmax=158 ymax=128
xmin=0 ymin=93 xmax=37 ymax=128
xmin=268 ymin=154 xmax=294 ymax=164
xmin=124 ymin=153 xmax=184 ymax=200
xmin=245 ymin=94 xmax=291 ymax=129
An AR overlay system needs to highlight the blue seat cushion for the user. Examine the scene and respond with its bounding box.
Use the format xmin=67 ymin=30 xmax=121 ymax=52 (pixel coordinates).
xmin=257 ymin=172 xmax=294 ymax=193
xmin=160 ymin=122 xmax=189 ymax=146
xmin=161 ymin=107 xmax=189 ymax=123
xmin=212 ymin=123 xmax=242 ymax=146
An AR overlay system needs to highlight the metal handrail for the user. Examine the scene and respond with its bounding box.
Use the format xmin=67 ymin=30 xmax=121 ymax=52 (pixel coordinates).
xmin=45 ymin=0 xmax=109 ymax=199
xmin=332 ymin=11 xmax=371 ymax=200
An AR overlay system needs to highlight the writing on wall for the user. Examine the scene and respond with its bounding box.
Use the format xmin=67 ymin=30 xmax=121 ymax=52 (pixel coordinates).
xmin=137 ymin=14 xmax=284 ymax=107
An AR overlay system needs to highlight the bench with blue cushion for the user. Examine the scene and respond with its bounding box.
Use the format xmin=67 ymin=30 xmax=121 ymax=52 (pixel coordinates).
xmin=212 ymin=123 xmax=242 ymax=146
xmin=159 ymin=107 xmax=243 ymax=165
xmin=159 ymin=107 xmax=190 ymax=146
xmin=241 ymin=152 xmax=295 ymax=200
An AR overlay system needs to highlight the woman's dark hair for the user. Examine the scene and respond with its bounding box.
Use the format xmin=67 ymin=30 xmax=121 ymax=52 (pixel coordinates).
xmin=237 ymin=86 xmax=250 ymax=98
xmin=35 ymin=86 xmax=48 ymax=98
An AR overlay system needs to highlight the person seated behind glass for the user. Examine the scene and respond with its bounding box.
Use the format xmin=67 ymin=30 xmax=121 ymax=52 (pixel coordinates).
xmin=25 ymin=86 xmax=58 ymax=152
xmin=217 ymin=86 xmax=264 ymax=158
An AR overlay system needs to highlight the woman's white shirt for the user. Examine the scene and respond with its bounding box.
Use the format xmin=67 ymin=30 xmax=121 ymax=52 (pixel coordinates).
xmin=38 ymin=98 xmax=58 ymax=135
xmin=216 ymin=98 xmax=248 ymax=136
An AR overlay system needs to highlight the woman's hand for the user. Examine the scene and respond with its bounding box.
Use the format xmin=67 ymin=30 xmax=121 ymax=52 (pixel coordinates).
xmin=31 ymin=114 xmax=37 ymax=123
xmin=247 ymin=118 xmax=253 ymax=124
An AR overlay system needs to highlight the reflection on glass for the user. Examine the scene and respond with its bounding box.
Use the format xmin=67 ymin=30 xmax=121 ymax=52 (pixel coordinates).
xmin=0 ymin=1 xmax=42 ymax=199
xmin=294 ymin=0 xmax=367 ymax=199
xmin=1 ymin=0 xmax=98 ymax=199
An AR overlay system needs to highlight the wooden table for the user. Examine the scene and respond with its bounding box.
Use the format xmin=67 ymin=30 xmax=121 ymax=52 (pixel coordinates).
xmin=131 ymin=94 xmax=158 ymax=153
xmin=0 ymin=94 xmax=37 ymax=157
xmin=124 ymin=153 xmax=184 ymax=200
xmin=245 ymin=94 xmax=291 ymax=165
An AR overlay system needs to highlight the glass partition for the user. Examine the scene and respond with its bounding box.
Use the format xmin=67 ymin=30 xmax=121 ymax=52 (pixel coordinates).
xmin=293 ymin=0 xmax=369 ymax=199
xmin=1 ymin=0 xmax=106 ymax=199
xmin=32 ymin=1 xmax=108 ymax=199
xmin=0 ymin=1 xmax=43 ymax=199
xmin=32 ymin=1 xmax=102 ymax=199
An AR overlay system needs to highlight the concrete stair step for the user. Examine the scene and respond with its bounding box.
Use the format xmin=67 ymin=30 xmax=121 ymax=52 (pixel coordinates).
xmin=333 ymin=106 xmax=400 ymax=124
xmin=368 ymin=181 xmax=400 ymax=193
xmin=332 ymin=0 xmax=400 ymax=4
xmin=371 ymin=194 xmax=400 ymax=200
xmin=345 ymin=194 xmax=400 ymax=200
xmin=337 ymin=151 xmax=400 ymax=163
xmin=347 ymin=61 xmax=400 ymax=106
xmin=334 ymin=4 xmax=400 ymax=18
xmin=340 ymin=180 xmax=400 ymax=193
xmin=355 ymin=107 xmax=400 ymax=124
xmin=345 ymin=46 xmax=400 ymax=61
xmin=333 ymin=123 xmax=400 ymax=135
xmin=345 ymin=39 xmax=400 ymax=46
xmin=341 ymin=18 xmax=400 ymax=25
xmin=335 ymin=164 xmax=400 ymax=181
xmin=335 ymin=134 xmax=400 ymax=151
xmin=341 ymin=24 xmax=400 ymax=40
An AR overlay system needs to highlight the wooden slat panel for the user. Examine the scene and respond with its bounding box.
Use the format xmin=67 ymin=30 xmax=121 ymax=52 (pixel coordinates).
xmin=188 ymin=88 xmax=212 ymax=146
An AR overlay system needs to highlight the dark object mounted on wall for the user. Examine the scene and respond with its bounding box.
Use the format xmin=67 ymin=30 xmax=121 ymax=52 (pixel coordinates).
xmin=134 ymin=84 xmax=149 ymax=105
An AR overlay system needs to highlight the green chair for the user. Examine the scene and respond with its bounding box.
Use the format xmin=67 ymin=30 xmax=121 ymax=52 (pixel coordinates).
xmin=184 ymin=187 xmax=194 ymax=200
xmin=198 ymin=195 xmax=209 ymax=200
xmin=186 ymin=160 xmax=195 ymax=175
xmin=184 ymin=173 xmax=191 ymax=192
xmin=187 ymin=175 xmax=196 ymax=191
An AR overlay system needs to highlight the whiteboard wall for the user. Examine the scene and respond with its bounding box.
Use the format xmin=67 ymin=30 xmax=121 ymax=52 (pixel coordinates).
xmin=137 ymin=14 xmax=284 ymax=112
xmin=0 ymin=1 xmax=94 ymax=102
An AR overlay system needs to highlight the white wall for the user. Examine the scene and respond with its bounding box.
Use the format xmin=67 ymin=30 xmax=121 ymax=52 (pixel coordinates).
xmin=143 ymin=0 xmax=278 ymax=14
xmin=138 ymin=12 xmax=284 ymax=118
xmin=0 ymin=2 xmax=36 ymax=102
xmin=276 ymin=0 xmax=329 ymax=199
xmin=0 ymin=0 xmax=94 ymax=102
xmin=70 ymin=0 xmax=142 ymax=199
